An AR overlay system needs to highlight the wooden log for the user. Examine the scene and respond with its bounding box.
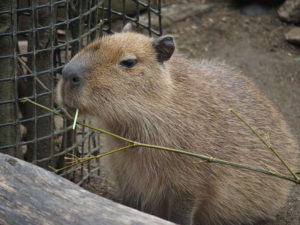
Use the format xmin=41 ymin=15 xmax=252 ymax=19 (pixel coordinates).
xmin=0 ymin=153 xmax=174 ymax=225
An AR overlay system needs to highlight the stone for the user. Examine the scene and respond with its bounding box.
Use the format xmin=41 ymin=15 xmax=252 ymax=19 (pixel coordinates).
xmin=285 ymin=27 xmax=300 ymax=44
xmin=139 ymin=3 xmax=213 ymax=30
xmin=278 ymin=0 xmax=300 ymax=23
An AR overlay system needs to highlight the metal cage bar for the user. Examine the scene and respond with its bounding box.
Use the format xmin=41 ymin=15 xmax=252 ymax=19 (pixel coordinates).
xmin=0 ymin=0 xmax=162 ymax=186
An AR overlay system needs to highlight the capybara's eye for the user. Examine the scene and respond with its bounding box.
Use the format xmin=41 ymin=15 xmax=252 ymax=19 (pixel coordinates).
xmin=119 ymin=59 xmax=137 ymax=68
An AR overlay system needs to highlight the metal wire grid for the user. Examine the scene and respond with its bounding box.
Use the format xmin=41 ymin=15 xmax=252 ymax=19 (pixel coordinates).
xmin=103 ymin=0 xmax=162 ymax=36
xmin=0 ymin=0 xmax=162 ymax=185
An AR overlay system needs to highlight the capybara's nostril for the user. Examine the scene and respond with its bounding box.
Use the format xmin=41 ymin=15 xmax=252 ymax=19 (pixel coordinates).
xmin=62 ymin=67 xmax=82 ymax=87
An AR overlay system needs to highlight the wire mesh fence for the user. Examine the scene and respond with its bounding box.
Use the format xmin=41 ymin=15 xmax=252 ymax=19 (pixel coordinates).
xmin=0 ymin=0 xmax=162 ymax=185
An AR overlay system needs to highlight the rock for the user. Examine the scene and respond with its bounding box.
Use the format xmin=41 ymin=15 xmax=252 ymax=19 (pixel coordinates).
xmin=162 ymin=3 xmax=213 ymax=27
xmin=278 ymin=0 xmax=300 ymax=23
xmin=285 ymin=27 xmax=300 ymax=44
xmin=241 ymin=3 xmax=270 ymax=15
xmin=139 ymin=3 xmax=213 ymax=30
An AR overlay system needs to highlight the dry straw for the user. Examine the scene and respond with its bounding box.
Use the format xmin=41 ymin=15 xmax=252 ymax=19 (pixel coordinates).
xmin=20 ymin=98 xmax=300 ymax=184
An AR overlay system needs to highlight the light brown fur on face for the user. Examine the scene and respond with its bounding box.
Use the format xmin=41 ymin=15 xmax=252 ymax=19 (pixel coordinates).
xmin=57 ymin=31 xmax=298 ymax=225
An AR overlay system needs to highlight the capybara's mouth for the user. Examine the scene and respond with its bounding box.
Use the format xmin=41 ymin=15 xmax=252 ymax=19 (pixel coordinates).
xmin=56 ymin=80 xmax=79 ymax=116
xmin=60 ymin=102 xmax=77 ymax=117
xmin=60 ymin=94 xmax=81 ymax=117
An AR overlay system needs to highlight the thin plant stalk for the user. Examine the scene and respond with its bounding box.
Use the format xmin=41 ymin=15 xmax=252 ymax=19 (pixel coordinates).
xmin=49 ymin=144 xmax=135 ymax=173
xmin=229 ymin=109 xmax=299 ymax=181
xmin=21 ymin=98 xmax=300 ymax=184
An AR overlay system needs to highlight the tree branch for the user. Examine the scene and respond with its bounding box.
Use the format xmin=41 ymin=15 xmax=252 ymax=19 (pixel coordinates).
xmin=20 ymin=98 xmax=300 ymax=184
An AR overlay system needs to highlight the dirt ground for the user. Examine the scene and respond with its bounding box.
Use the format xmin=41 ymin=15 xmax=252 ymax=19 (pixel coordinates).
xmin=85 ymin=1 xmax=300 ymax=224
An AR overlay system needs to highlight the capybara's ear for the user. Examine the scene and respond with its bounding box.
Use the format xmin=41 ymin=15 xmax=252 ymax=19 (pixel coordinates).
xmin=121 ymin=22 xmax=135 ymax=32
xmin=152 ymin=35 xmax=175 ymax=63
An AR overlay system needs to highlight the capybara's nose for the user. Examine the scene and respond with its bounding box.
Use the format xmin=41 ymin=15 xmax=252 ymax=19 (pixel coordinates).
xmin=62 ymin=65 xmax=82 ymax=87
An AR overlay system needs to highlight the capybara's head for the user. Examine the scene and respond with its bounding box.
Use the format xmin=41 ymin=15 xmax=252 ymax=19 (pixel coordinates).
xmin=57 ymin=27 xmax=175 ymax=123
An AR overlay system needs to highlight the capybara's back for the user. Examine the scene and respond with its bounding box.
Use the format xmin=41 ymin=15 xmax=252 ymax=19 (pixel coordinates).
xmin=57 ymin=29 xmax=299 ymax=225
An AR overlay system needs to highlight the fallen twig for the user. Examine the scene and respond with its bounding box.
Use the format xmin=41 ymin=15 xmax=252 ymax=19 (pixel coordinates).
xmin=229 ymin=109 xmax=299 ymax=181
xmin=20 ymin=98 xmax=300 ymax=184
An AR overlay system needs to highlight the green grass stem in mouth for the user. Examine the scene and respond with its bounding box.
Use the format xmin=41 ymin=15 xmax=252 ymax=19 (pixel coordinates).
xmin=72 ymin=109 xmax=79 ymax=130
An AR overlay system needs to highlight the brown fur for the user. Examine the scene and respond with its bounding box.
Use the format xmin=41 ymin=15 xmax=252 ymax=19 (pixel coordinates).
xmin=56 ymin=32 xmax=298 ymax=225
